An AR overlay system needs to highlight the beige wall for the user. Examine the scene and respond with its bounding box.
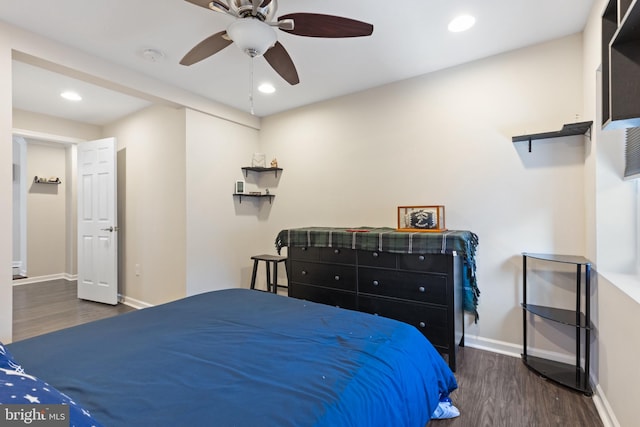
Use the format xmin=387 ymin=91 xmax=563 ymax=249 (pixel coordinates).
xmin=584 ymin=1 xmax=640 ymax=425
xmin=103 ymin=105 xmax=187 ymax=306
xmin=25 ymin=141 xmax=67 ymax=277
xmin=260 ymin=34 xmax=586 ymax=352
xmin=13 ymin=109 xmax=102 ymax=141
xmin=1 ymin=31 xmax=13 ymax=343
xmin=184 ymin=109 xmax=261 ymax=295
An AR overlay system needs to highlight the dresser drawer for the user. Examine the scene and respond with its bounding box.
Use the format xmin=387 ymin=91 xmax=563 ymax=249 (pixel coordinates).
xmin=289 ymin=247 xmax=356 ymax=265
xmin=290 ymin=261 xmax=356 ymax=291
xmin=289 ymin=283 xmax=357 ymax=310
xmin=358 ymin=296 xmax=448 ymax=349
xmin=288 ymin=246 xmax=322 ymax=261
xmin=358 ymin=268 xmax=447 ymax=305
xmin=319 ymin=247 xmax=356 ymax=264
xmin=357 ymin=250 xmax=397 ymax=268
xmin=398 ymin=253 xmax=451 ymax=273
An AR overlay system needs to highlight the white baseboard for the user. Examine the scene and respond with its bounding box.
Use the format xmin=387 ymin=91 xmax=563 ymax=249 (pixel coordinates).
xmin=592 ymin=384 xmax=620 ymax=427
xmin=11 ymin=273 xmax=74 ymax=286
xmin=118 ymin=294 xmax=153 ymax=310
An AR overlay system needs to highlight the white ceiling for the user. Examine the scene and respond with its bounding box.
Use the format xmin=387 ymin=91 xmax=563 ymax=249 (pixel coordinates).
xmin=2 ymin=0 xmax=596 ymax=124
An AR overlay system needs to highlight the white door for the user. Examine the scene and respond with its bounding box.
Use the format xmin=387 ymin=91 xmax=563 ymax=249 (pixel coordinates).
xmin=77 ymin=137 xmax=118 ymax=305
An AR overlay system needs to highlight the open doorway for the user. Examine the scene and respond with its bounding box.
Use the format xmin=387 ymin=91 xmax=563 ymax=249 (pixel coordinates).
xmin=11 ymin=133 xmax=77 ymax=283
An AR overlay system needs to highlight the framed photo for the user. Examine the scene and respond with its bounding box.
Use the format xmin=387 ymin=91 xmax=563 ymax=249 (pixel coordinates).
xmin=397 ymin=205 xmax=446 ymax=232
xmin=235 ymin=180 xmax=245 ymax=194
xmin=251 ymin=153 xmax=266 ymax=168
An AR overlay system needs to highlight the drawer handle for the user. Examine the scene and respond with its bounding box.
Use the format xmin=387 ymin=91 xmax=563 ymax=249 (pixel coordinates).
xmin=419 ymin=322 xmax=426 ymax=328
xmin=301 ymin=270 xmax=307 ymax=276
xmin=418 ymin=286 xmax=426 ymax=293
xmin=372 ymin=252 xmax=379 ymax=258
xmin=334 ymin=249 xmax=340 ymax=254
xmin=372 ymin=280 xmax=380 ymax=286
xmin=418 ymin=255 xmax=425 ymax=261
xmin=334 ymin=275 xmax=340 ymax=281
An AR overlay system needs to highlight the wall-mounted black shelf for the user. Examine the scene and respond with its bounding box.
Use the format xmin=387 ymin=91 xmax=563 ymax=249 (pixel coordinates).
xmin=512 ymin=121 xmax=593 ymax=152
xmin=241 ymin=167 xmax=283 ymax=178
xmin=233 ymin=193 xmax=275 ymax=204
xmin=602 ymin=0 xmax=640 ymax=129
xmin=34 ymin=176 xmax=61 ymax=184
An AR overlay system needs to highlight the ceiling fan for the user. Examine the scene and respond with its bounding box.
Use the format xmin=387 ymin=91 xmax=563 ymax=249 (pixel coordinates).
xmin=180 ymin=0 xmax=374 ymax=85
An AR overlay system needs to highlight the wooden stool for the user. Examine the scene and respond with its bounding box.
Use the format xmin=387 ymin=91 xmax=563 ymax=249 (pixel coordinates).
xmin=250 ymin=254 xmax=288 ymax=293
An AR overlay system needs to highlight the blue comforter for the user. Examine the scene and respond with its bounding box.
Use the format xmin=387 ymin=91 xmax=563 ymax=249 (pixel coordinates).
xmin=7 ymin=289 xmax=457 ymax=426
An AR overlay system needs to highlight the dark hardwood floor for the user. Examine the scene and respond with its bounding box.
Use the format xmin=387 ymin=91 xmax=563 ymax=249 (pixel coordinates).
xmin=12 ymin=279 xmax=135 ymax=342
xmin=12 ymin=280 xmax=603 ymax=426
xmin=432 ymin=347 xmax=603 ymax=427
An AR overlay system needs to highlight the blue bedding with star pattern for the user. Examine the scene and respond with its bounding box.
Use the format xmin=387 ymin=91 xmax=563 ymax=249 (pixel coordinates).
xmin=4 ymin=289 xmax=457 ymax=426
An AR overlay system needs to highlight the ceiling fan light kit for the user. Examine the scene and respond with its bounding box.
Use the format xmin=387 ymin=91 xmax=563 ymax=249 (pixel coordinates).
xmin=182 ymin=0 xmax=374 ymax=85
xmin=227 ymin=18 xmax=277 ymax=57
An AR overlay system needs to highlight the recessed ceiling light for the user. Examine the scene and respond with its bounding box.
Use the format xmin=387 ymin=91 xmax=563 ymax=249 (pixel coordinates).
xmin=60 ymin=91 xmax=82 ymax=101
xmin=448 ymin=14 xmax=476 ymax=33
xmin=258 ymin=83 xmax=276 ymax=94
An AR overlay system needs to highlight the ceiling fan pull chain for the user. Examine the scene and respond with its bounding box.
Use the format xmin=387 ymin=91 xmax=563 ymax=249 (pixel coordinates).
xmin=249 ymin=57 xmax=255 ymax=115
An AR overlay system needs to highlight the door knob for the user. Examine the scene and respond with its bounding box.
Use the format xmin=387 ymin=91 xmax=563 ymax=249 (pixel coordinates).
xmin=101 ymin=226 xmax=119 ymax=232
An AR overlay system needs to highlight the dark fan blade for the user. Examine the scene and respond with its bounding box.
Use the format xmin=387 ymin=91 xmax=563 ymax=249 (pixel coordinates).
xmin=278 ymin=13 xmax=373 ymax=38
xmin=180 ymin=31 xmax=233 ymax=66
xmin=263 ymin=42 xmax=300 ymax=85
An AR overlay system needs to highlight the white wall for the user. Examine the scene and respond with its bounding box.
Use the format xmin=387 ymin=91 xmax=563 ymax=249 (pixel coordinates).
xmin=185 ymin=109 xmax=262 ymax=295
xmin=260 ymin=34 xmax=586 ymax=352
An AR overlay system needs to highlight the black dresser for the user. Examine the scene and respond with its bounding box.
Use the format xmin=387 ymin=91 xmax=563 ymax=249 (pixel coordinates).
xmin=276 ymin=227 xmax=479 ymax=372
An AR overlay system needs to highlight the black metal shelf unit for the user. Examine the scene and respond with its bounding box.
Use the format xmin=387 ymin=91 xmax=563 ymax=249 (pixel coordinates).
xmin=521 ymin=252 xmax=593 ymax=396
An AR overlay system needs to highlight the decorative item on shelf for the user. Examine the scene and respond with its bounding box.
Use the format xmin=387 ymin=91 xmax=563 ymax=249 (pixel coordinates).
xmin=249 ymin=191 xmax=262 ymax=196
xmin=397 ymin=205 xmax=446 ymax=232
xmin=235 ymin=180 xmax=245 ymax=194
xmin=34 ymin=176 xmax=61 ymax=184
xmin=270 ymin=158 xmax=278 ymax=168
xmin=265 ymin=188 xmax=270 ymax=195
xmin=251 ymin=153 xmax=266 ymax=168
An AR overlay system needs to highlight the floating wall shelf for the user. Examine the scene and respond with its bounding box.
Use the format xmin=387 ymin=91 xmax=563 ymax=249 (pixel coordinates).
xmin=34 ymin=176 xmax=61 ymax=184
xmin=233 ymin=193 xmax=275 ymax=204
xmin=512 ymin=121 xmax=593 ymax=152
xmin=241 ymin=167 xmax=283 ymax=178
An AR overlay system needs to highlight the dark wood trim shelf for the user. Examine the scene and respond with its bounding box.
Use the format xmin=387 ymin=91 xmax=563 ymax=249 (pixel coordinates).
xmin=233 ymin=193 xmax=275 ymax=204
xmin=241 ymin=167 xmax=283 ymax=178
xmin=602 ymin=0 xmax=640 ymax=129
xmin=512 ymin=121 xmax=593 ymax=152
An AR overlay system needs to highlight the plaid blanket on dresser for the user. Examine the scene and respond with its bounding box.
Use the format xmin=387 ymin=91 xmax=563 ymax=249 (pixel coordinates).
xmin=275 ymin=227 xmax=480 ymax=321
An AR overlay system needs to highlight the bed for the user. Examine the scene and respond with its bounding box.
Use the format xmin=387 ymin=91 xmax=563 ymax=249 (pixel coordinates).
xmin=2 ymin=289 xmax=457 ymax=426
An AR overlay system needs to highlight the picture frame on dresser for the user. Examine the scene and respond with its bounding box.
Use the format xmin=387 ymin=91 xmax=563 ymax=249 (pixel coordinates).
xmin=397 ymin=205 xmax=446 ymax=232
